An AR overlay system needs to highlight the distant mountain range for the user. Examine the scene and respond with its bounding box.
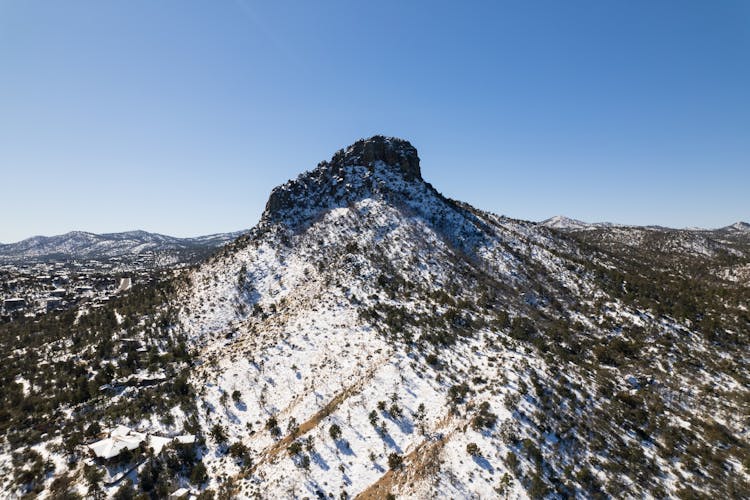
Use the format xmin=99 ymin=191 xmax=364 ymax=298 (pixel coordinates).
xmin=0 ymin=229 xmax=247 ymax=263
xmin=540 ymin=215 xmax=750 ymax=233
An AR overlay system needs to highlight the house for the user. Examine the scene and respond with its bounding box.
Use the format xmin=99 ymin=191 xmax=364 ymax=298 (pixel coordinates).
xmin=87 ymin=424 xmax=196 ymax=460
xmin=116 ymin=277 xmax=132 ymax=293
xmin=168 ymin=487 xmax=191 ymax=499
xmin=87 ymin=425 xmax=146 ymax=460
xmin=45 ymin=297 xmax=63 ymax=311
xmin=148 ymin=434 xmax=195 ymax=454
xmin=3 ymin=298 xmax=26 ymax=311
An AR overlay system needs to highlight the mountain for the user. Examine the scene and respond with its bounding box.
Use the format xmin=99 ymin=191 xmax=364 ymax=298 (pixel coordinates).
xmin=724 ymin=221 xmax=750 ymax=232
xmin=542 ymin=216 xmax=750 ymax=282
xmin=1 ymin=136 xmax=748 ymax=499
xmin=715 ymin=221 xmax=750 ymax=243
xmin=0 ymin=229 xmax=247 ymax=263
xmin=542 ymin=217 xmax=750 ymax=233
xmin=540 ymin=215 xmax=615 ymax=231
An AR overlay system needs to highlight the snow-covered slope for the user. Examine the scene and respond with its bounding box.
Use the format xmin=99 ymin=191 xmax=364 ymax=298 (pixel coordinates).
xmin=179 ymin=137 xmax=577 ymax=498
xmin=2 ymin=137 xmax=747 ymax=499
xmin=175 ymin=137 xmax=749 ymax=498
xmin=543 ymin=216 xmax=750 ymax=275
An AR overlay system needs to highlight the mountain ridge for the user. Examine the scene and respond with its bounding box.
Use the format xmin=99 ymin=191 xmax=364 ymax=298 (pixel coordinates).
xmin=0 ymin=228 xmax=247 ymax=263
xmin=541 ymin=215 xmax=750 ymax=233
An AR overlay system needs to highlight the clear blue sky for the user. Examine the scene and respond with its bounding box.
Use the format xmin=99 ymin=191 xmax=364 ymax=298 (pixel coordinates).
xmin=1 ymin=1 xmax=748 ymax=242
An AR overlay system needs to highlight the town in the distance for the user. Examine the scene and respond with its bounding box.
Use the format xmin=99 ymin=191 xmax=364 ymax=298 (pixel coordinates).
xmin=0 ymin=230 xmax=244 ymax=321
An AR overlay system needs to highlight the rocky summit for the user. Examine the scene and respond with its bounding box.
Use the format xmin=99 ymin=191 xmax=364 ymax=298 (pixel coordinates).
xmin=1 ymin=138 xmax=748 ymax=499
xmin=263 ymin=136 xmax=425 ymax=227
xmin=330 ymin=135 xmax=422 ymax=180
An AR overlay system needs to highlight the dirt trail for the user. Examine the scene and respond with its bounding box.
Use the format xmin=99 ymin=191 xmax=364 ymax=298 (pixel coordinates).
xmin=356 ymin=417 xmax=460 ymax=499
xmin=237 ymin=359 xmax=385 ymax=481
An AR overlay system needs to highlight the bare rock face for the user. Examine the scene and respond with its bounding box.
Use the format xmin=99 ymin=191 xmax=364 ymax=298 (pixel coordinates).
xmin=329 ymin=135 xmax=421 ymax=181
xmin=263 ymin=136 xmax=424 ymax=227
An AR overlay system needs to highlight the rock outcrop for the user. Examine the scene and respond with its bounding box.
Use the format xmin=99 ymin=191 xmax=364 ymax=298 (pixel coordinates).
xmin=262 ymin=135 xmax=424 ymax=227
